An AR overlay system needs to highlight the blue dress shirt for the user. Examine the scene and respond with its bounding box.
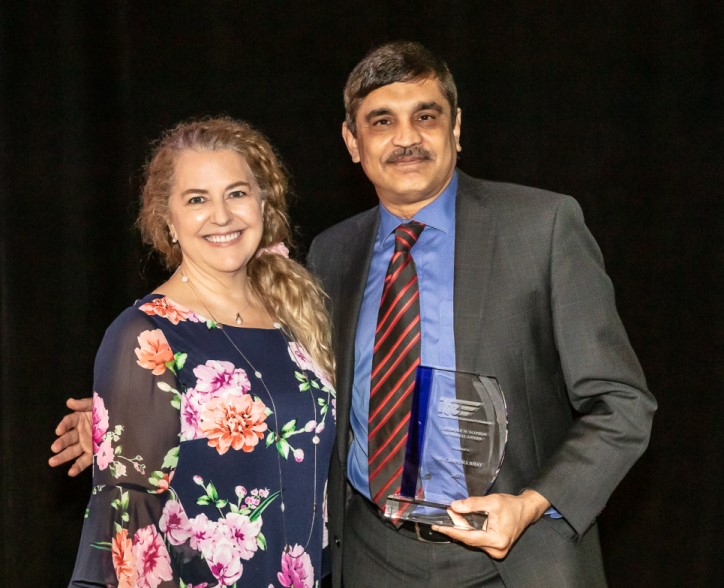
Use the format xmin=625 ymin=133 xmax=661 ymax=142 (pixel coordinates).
xmin=348 ymin=173 xmax=458 ymax=498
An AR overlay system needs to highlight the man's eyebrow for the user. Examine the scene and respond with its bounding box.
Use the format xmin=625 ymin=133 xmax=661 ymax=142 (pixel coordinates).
xmin=416 ymin=101 xmax=444 ymax=113
xmin=364 ymin=108 xmax=393 ymax=122
xmin=364 ymin=102 xmax=444 ymax=123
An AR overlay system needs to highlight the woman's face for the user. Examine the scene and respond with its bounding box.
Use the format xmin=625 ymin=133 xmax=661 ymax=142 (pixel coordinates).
xmin=167 ymin=149 xmax=265 ymax=277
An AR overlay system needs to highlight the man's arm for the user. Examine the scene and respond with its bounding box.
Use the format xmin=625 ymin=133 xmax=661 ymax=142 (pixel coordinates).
xmin=48 ymin=397 xmax=93 ymax=476
xmin=438 ymin=196 xmax=655 ymax=554
xmin=527 ymin=197 xmax=656 ymax=533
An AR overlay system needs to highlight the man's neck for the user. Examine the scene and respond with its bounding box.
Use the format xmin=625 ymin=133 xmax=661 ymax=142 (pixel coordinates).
xmin=377 ymin=171 xmax=456 ymax=219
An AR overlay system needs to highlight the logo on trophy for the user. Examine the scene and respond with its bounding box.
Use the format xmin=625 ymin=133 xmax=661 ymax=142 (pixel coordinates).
xmin=384 ymin=366 xmax=507 ymax=530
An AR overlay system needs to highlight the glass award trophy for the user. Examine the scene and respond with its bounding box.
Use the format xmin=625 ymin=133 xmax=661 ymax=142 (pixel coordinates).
xmin=384 ymin=366 xmax=507 ymax=530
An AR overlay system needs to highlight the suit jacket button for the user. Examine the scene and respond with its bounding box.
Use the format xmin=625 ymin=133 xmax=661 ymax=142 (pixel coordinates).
xmin=334 ymin=537 xmax=341 ymax=547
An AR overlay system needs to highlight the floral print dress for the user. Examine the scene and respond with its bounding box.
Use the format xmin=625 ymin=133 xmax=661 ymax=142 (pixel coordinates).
xmin=70 ymin=294 xmax=336 ymax=588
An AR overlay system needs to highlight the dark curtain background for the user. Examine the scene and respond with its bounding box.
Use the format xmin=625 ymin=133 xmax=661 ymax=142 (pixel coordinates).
xmin=1 ymin=1 xmax=721 ymax=585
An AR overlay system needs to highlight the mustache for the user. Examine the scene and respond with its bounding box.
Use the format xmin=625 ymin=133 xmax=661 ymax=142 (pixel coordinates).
xmin=385 ymin=146 xmax=434 ymax=163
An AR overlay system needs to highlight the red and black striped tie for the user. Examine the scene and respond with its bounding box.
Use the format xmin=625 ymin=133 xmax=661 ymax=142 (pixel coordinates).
xmin=368 ymin=220 xmax=425 ymax=509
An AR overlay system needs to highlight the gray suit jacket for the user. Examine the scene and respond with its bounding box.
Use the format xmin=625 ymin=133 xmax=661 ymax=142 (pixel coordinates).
xmin=307 ymin=170 xmax=656 ymax=587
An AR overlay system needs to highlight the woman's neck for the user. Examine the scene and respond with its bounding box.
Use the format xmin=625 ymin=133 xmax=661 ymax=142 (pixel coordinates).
xmin=156 ymin=264 xmax=274 ymax=328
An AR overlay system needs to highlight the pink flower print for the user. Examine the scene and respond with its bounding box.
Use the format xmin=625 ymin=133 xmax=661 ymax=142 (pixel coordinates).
xmin=222 ymin=513 xmax=262 ymax=561
xmin=92 ymin=392 xmax=109 ymax=453
xmin=244 ymin=494 xmax=261 ymax=507
xmin=291 ymin=344 xmax=334 ymax=391
xmin=317 ymin=371 xmax=334 ymax=392
xmin=132 ymin=525 xmax=173 ymax=588
xmin=277 ymin=544 xmax=314 ymax=588
xmin=288 ymin=342 xmax=335 ymax=390
xmin=287 ymin=342 xmax=316 ymax=373
xmin=200 ymin=394 xmax=268 ymax=455
xmin=96 ymin=438 xmax=113 ymax=471
xmin=135 ymin=329 xmax=174 ymax=375
xmin=159 ymin=500 xmax=193 ymax=546
xmin=180 ymin=388 xmax=205 ymax=440
xmin=199 ymin=520 xmax=230 ymax=561
xmin=193 ymin=360 xmax=251 ymax=397
xmin=139 ymin=297 xmax=194 ymax=325
xmin=206 ymin=536 xmax=243 ymax=586
xmin=293 ymin=448 xmax=304 ymax=462
xmin=188 ymin=513 xmax=216 ymax=552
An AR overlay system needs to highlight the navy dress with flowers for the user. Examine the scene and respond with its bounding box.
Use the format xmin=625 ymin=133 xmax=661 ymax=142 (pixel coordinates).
xmin=70 ymin=294 xmax=336 ymax=588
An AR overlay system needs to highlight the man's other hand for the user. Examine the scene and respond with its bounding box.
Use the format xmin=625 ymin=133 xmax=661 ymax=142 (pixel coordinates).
xmin=48 ymin=397 xmax=93 ymax=476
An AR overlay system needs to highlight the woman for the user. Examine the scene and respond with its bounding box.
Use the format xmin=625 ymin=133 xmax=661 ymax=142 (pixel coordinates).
xmin=69 ymin=117 xmax=336 ymax=587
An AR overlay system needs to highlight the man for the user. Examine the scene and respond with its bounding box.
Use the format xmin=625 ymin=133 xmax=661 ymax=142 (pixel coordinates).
xmin=305 ymin=41 xmax=655 ymax=587
xmin=52 ymin=41 xmax=655 ymax=587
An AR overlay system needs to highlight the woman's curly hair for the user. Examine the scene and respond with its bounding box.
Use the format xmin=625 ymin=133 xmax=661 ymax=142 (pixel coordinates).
xmin=137 ymin=116 xmax=334 ymax=379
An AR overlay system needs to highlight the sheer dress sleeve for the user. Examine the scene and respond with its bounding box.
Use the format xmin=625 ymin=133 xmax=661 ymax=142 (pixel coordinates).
xmin=70 ymin=307 xmax=182 ymax=587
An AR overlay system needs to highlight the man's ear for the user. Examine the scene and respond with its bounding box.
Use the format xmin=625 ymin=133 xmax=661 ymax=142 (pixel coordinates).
xmin=342 ymin=122 xmax=361 ymax=163
xmin=454 ymin=107 xmax=462 ymax=153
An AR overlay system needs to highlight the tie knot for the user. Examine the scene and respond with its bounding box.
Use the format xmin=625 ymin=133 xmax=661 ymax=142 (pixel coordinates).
xmin=394 ymin=221 xmax=425 ymax=252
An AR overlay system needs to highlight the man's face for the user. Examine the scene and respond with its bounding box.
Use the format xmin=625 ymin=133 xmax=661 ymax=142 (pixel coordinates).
xmin=342 ymin=77 xmax=461 ymax=218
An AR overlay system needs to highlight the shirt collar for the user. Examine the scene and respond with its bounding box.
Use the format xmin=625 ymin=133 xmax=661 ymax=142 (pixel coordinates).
xmin=378 ymin=170 xmax=458 ymax=243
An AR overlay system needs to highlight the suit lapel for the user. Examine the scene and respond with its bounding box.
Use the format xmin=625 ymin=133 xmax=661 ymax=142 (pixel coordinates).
xmin=334 ymin=209 xmax=379 ymax=464
xmin=454 ymin=171 xmax=495 ymax=372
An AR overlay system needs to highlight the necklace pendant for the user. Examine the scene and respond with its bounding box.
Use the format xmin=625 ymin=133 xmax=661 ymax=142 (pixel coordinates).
xmin=235 ymin=312 xmax=243 ymax=325
xmin=254 ymin=370 xmax=262 ymax=379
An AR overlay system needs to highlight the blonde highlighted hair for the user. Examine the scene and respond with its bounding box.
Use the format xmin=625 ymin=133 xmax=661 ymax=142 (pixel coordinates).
xmin=138 ymin=116 xmax=334 ymax=379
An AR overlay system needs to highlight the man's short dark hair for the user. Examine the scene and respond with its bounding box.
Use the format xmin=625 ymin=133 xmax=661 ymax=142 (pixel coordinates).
xmin=343 ymin=41 xmax=459 ymax=135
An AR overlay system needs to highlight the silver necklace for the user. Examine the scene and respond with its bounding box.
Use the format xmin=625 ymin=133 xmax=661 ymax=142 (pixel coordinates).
xmin=180 ymin=273 xmax=251 ymax=325
xmin=182 ymin=272 xmax=322 ymax=556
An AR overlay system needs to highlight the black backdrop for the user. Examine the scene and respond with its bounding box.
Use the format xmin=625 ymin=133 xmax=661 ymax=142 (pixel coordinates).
xmin=1 ymin=2 xmax=722 ymax=586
